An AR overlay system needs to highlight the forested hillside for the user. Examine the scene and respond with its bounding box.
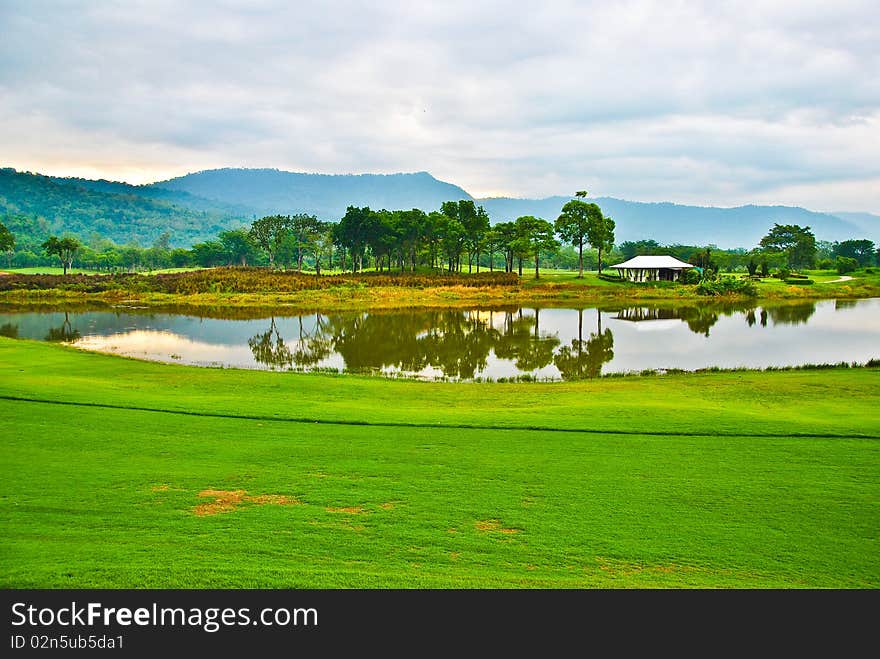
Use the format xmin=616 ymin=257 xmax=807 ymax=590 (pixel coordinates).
xmin=0 ymin=168 xmax=244 ymax=247
xmin=152 ymin=168 xmax=473 ymax=219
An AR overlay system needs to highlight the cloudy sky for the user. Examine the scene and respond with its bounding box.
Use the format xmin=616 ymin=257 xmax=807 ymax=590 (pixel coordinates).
xmin=1 ymin=0 xmax=878 ymax=212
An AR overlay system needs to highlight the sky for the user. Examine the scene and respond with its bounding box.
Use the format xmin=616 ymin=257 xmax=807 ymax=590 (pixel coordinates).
xmin=1 ymin=0 xmax=878 ymax=213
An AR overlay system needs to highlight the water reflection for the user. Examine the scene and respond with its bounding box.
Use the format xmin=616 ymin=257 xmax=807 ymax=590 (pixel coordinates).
xmin=1 ymin=299 xmax=875 ymax=380
xmin=44 ymin=311 xmax=81 ymax=342
xmin=553 ymin=310 xmax=614 ymax=379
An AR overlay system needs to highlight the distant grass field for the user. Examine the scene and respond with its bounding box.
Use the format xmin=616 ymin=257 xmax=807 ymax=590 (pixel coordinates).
xmin=1 ymin=339 xmax=878 ymax=588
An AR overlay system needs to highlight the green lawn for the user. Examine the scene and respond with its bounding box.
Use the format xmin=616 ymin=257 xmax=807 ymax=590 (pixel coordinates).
xmin=1 ymin=339 xmax=878 ymax=588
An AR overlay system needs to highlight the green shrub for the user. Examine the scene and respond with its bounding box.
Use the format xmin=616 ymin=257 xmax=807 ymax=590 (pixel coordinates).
xmin=679 ymin=269 xmax=701 ymax=285
xmin=696 ymin=276 xmax=758 ymax=297
xmin=784 ymin=279 xmax=814 ymax=285
xmin=835 ymin=256 xmax=859 ymax=275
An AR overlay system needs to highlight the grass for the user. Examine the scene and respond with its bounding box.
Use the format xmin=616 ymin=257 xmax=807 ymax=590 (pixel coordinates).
xmin=2 ymin=267 xmax=878 ymax=314
xmin=1 ymin=338 xmax=878 ymax=588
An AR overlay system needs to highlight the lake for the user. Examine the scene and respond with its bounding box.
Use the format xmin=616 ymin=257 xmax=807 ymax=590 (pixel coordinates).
xmin=1 ymin=299 xmax=878 ymax=380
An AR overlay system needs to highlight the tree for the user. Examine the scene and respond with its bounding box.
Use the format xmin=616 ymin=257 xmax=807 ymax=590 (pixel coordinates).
xmin=152 ymin=231 xmax=171 ymax=251
xmin=835 ymin=256 xmax=859 ymax=274
xmin=440 ymin=200 xmax=485 ymax=272
xmin=218 ymin=229 xmax=258 ymax=266
xmin=493 ymin=221 xmax=518 ymax=273
xmin=249 ymin=215 xmax=291 ymax=267
xmin=833 ymin=239 xmax=876 ymax=267
xmin=42 ymin=235 xmax=82 ymax=274
xmin=515 ymin=216 xmax=558 ymax=279
xmin=190 ymin=241 xmax=227 ymax=267
xmin=759 ymin=223 xmax=816 ymax=270
xmin=618 ymin=239 xmax=661 ymax=260
xmin=337 ymin=206 xmax=376 ymax=272
xmin=555 ymin=199 xmax=596 ymax=277
xmin=483 ymin=229 xmax=504 ymax=272
xmin=288 ymin=213 xmax=322 ymax=271
xmin=584 ymin=206 xmax=615 ymax=274
xmin=309 ymin=221 xmax=335 ymax=275
xmin=0 ymin=221 xmax=14 ymax=267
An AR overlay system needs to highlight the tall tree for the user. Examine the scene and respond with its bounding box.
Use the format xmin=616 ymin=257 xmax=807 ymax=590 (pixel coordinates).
xmin=759 ymin=223 xmax=816 ymax=269
xmin=555 ymin=199 xmax=597 ymax=278
xmin=42 ymin=236 xmax=82 ymax=274
xmin=337 ymin=206 xmax=376 ymax=272
xmin=833 ymin=239 xmax=876 ymax=267
xmin=0 ymin=221 xmax=14 ymax=267
xmin=218 ymin=229 xmax=258 ymax=266
xmin=483 ymin=229 xmax=504 ymax=272
xmin=309 ymin=221 xmax=335 ymax=275
xmin=289 ymin=213 xmax=322 ymax=271
xmin=515 ymin=216 xmax=558 ymax=279
xmin=584 ymin=206 xmax=615 ymax=274
xmin=249 ymin=215 xmax=291 ymax=267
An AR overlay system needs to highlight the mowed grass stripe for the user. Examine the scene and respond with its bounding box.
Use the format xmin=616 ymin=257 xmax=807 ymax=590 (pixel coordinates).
xmin=2 ymin=339 xmax=879 ymax=439
xmin=2 ymin=394 xmax=878 ymax=440
xmin=2 ymin=400 xmax=878 ymax=588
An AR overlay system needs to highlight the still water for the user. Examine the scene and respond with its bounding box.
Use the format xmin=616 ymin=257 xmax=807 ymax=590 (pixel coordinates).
xmin=2 ymin=299 xmax=878 ymax=380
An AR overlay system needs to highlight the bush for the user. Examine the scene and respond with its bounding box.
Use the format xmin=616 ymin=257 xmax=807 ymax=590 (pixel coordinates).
xmin=816 ymin=258 xmax=835 ymax=270
xmin=784 ymin=279 xmax=814 ymax=285
xmin=679 ymin=269 xmax=701 ymax=285
xmin=835 ymin=256 xmax=859 ymax=275
xmin=773 ymin=268 xmax=792 ymax=280
xmin=696 ymin=276 xmax=758 ymax=297
xmin=0 ymin=268 xmax=522 ymax=294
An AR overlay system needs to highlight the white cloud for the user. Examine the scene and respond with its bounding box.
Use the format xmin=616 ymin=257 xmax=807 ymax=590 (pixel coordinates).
xmin=0 ymin=0 xmax=877 ymax=211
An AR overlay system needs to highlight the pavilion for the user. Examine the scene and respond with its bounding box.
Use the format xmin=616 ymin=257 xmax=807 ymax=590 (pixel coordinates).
xmin=609 ymin=255 xmax=696 ymax=282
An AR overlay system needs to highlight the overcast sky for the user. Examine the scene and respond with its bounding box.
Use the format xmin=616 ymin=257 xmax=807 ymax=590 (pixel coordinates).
xmin=1 ymin=0 xmax=878 ymax=212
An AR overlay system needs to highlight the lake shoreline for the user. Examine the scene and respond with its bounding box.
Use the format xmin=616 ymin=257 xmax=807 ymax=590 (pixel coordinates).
xmin=2 ymin=280 xmax=879 ymax=314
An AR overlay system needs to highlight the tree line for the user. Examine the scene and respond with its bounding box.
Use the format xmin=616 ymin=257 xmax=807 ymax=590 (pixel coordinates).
xmin=2 ymin=197 xmax=877 ymax=276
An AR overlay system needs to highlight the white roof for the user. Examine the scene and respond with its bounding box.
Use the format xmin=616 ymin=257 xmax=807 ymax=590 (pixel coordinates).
xmin=610 ymin=255 xmax=695 ymax=269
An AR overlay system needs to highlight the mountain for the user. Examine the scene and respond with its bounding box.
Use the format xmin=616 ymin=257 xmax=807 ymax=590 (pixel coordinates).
xmin=48 ymin=175 xmax=254 ymax=217
xmin=151 ymin=168 xmax=473 ymax=220
xmin=477 ymin=196 xmax=871 ymax=248
xmin=0 ymin=168 xmax=245 ymax=247
xmin=2 ymin=165 xmax=876 ymax=250
xmin=830 ymin=212 xmax=880 ymax=239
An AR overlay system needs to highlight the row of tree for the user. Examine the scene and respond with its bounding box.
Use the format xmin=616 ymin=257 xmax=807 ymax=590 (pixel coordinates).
xmin=2 ymin=199 xmax=877 ymax=276
xmin=242 ymin=195 xmax=615 ymax=279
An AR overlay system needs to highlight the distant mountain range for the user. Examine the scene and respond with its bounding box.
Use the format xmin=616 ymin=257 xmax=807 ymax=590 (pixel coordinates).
xmin=1 ymin=166 xmax=876 ymax=249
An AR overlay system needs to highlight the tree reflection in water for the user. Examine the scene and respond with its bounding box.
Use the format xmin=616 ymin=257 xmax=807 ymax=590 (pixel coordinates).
xmin=244 ymin=301 xmax=820 ymax=380
xmin=553 ymin=309 xmax=614 ymax=380
xmin=247 ymin=317 xmax=294 ymax=369
xmin=44 ymin=311 xmax=81 ymax=342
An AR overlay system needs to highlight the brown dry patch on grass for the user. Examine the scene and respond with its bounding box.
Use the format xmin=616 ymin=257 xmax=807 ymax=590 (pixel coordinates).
xmin=193 ymin=489 xmax=301 ymax=516
xmin=326 ymin=505 xmax=366 ymax=515
xmin=474 ymin=519 xmax=520 ymax=534
xmin=449 ymin=552 xmax=460 ymax=561
xmin=379 ymin=502 xmax=397 ymax=510
xmin=151 ymin=484 xmax=170 ymax=492
xmin=594 ymin=556 xmax=700 ymax=577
